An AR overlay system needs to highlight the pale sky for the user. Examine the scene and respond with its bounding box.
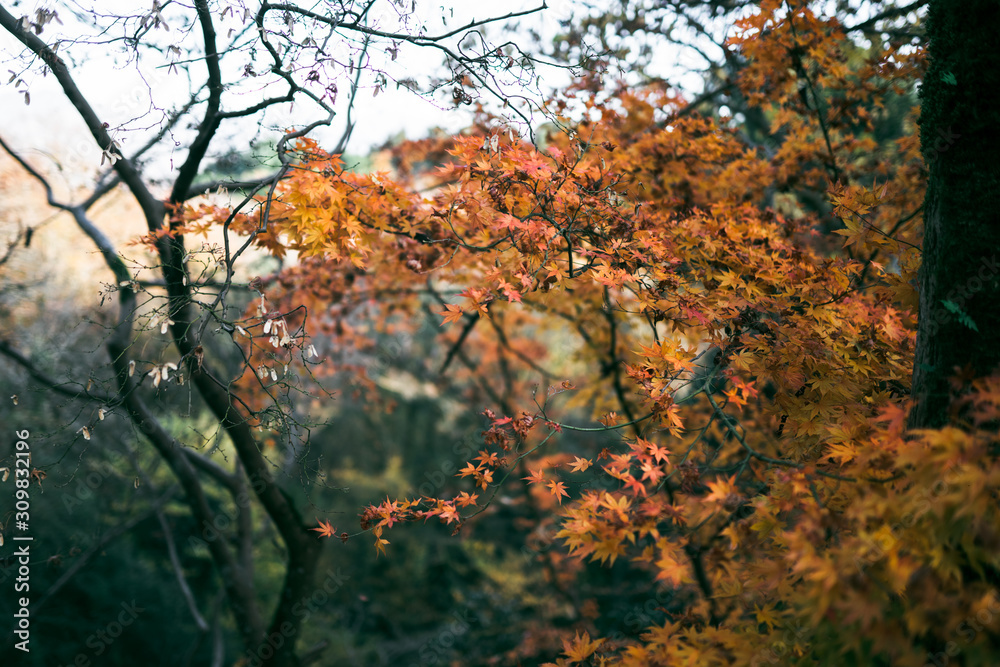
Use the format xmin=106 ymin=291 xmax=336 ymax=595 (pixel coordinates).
xmin=0 ymin=0 xmax=717 ymax=190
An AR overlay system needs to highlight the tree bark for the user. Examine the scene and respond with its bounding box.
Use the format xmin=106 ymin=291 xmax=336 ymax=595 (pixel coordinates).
xmin=908 ymin=0 xmax=1000 ymax=429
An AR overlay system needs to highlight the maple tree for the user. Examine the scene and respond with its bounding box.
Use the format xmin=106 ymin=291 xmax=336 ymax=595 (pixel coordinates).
xmin=2 ymin=0 xmax=1000 ymax=665
xmin=214 ymin=1 xmax=999 ymax=664
xmin=0 ymin=2 xmax=556 ymax=665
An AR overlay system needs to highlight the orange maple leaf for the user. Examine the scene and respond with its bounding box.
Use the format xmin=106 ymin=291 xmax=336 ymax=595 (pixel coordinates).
xmin=458 ymin=462 xmax=481 ymax=478
xmin=522 ymin=468 xmax=545 ymax=484
xmin=438 ymin=504 xmax=461 ymax=524
xmin=547 ymin=480 xmax=569 ymax=503
xmin=646 ymin=442 xmax=671 ymax=465
xmin=455 ymin=492 xmax=479 ymax=507
xmin=562 ymin=630 xmax=604 ymax=662
xmin=373 ymin=526 xmax=389 ymax=557
xmin=439 ymin=303 xmax=465 ymax=326
xmin=311 ymin=518 xmax=337 ymax=538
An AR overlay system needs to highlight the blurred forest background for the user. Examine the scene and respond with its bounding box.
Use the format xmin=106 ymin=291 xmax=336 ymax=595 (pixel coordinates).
xmin=0 ymin=145 xmax=628 ymax=665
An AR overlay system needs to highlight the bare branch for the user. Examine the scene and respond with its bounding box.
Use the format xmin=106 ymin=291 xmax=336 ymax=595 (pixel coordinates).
xmin=0 ymin=94 xmax=269 ymax=655
xmin=847 ymin=0 xmax=928 ymax=32
xmin=183 ymin=172 xmax=284 ymax=202
xmin=169 ymin=0 xmax=224 ymax=205
xmin=9 ymin=486 xmax=178 ymax=635
xmin=265 ymin=2 xmax=547 ymax=44
xmin=106 ymin=340 xmax=267 ymax=648
xmin=0 ymin=227 xmax=25 ymax=268
xmin=0 ymin=6 xmax=165 ymax=231
xmin=0 ymin=133 xmax=132 ymax=283
xmin=217 ymin=92 xmax=298 ymax=120
xmin=84 ymin=94 xmax=201 ymax=210
xmin=128 ymin=450 xmax=210 ymax=633
xmin=0 ymin=339 xmax=115 ymax=404
xmin=332 ymin=34 xmax=371 ymax=155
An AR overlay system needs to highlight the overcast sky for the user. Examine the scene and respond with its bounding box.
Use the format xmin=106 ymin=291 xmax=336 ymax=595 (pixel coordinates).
xmin=0 ymin=0 xmax=720 ymax=191
xmin=2 ymin=2 xmax=569 ymax=159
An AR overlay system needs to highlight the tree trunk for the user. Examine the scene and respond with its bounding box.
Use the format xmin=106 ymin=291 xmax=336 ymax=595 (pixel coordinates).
xmin=908 ymin=0 xmax=1000 ymax=429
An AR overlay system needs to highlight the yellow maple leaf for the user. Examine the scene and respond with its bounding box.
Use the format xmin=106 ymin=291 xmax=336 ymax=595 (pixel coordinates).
xmin=562 ymin=631 xmax=604 ymax=663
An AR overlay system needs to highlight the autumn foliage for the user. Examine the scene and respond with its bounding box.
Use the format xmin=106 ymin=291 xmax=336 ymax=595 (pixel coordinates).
xmin=171 ymin=3 xmax=1000 ymax=664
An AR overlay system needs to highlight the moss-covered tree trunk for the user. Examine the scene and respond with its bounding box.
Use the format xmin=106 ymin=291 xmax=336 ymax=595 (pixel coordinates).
xmin=908 ymin=0 xmax=1000 ymax=429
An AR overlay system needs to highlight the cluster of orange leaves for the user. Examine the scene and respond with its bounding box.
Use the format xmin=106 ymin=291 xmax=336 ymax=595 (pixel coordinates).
xmin=176 ymin=2 xmax=1000 ymax=664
